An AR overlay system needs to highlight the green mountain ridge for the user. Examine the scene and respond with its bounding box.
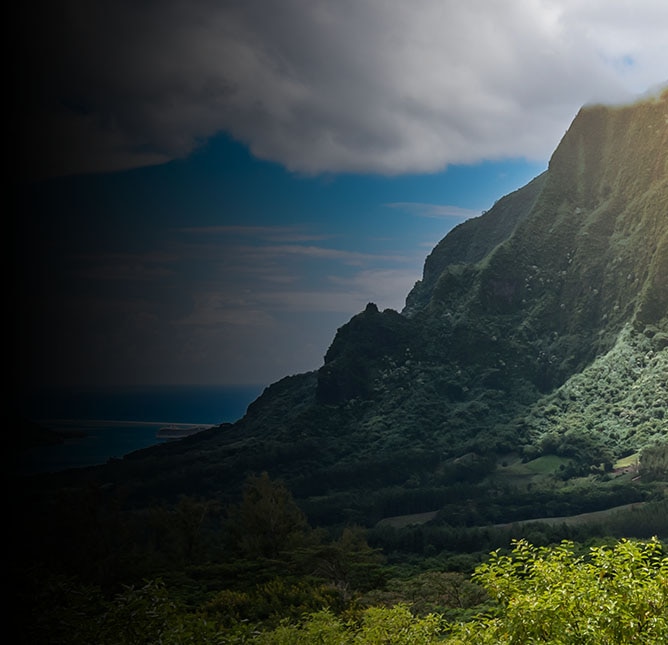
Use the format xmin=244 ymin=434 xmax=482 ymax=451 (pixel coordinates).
xmin=20 ymin=89 xmax=668 ymax=529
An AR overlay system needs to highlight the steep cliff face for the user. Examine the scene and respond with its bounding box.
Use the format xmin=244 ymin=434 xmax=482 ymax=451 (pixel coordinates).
xmin=410 ymin=89 xmax=667 ymax=334
xmin=403 ymin=172 xmax=547 ymax=316
xmin=434 ymin=94 xmax=664 ymax=359
xmin=37 ymin=90 xmax=667 ymax=523
xmin=314 ymin=89 xmax=667 ymax=460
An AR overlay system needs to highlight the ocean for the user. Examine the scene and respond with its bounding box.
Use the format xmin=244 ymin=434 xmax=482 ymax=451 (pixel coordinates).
xmin=17 ymin=384 xmax=266 ymax=475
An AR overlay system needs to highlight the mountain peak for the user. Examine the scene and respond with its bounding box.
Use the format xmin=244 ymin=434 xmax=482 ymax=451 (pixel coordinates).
xmin=35 ymin=91 xmax=666 ymax=527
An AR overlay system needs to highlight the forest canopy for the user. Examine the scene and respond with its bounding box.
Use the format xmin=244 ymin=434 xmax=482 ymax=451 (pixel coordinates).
xmin=21 ymin=537 xmax=667 ymax=644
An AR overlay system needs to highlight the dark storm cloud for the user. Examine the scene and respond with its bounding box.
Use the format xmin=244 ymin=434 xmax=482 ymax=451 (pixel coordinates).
xmin=14 ymin=0 xmax=667 ymax=180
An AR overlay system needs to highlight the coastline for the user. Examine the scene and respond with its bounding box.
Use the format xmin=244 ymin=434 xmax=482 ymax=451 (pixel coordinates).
xmin=16 ymin=383 xmax=265 ymax=475
xmin=156 ymin=423 xmax=215 ymax=439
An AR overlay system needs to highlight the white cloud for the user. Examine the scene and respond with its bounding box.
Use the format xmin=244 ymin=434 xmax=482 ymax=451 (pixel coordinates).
xmin=386 ymin=202 xmax=480 ymax=219
xmin=17 ymin=0 xmax=667 ymax=180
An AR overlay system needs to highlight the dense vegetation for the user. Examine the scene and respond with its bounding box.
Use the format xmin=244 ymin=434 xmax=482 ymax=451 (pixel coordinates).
xmin=12 ymin=90 xmax=667 ymax=641
xmin=19 ymin=536 xmax=666 ymax=645
xmin=11 ymin=471 xmax=667 ymax=643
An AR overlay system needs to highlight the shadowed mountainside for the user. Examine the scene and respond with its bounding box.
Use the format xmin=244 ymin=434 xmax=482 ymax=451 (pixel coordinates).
xmin=20 ymin=89 xmax=668 ymax=527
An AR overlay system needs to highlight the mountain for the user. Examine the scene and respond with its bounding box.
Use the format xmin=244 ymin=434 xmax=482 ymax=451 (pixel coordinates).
xmin=20 ymin=89 xmax=668 ymax=527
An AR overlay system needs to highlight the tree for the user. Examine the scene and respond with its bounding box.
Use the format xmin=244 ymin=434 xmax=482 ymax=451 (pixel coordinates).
xmin=376 ymin=571 xmax=487 ymax=618
xmin=448 ymin=537 xmax=668 ymax=644
xmin=21 ymin=578 xmax=222 ymax=645
xmin=640 ymin=443 xmax=668 ymax=481
xmin=226 ymin=472 xmax=310 ymax=559
xmin=300 ymin=525 xmax=386 ymax=599
xmin=173 ymin=494 xmax=219 ymax=563
xmin=252 ymin=605 xmax=445 ymax=645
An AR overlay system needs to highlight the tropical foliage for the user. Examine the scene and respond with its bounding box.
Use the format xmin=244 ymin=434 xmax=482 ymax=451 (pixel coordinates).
xmin=12 ymin=88 xmax=668 ymax=644
xmin=19 ymin=538 xmax=666 ymax=644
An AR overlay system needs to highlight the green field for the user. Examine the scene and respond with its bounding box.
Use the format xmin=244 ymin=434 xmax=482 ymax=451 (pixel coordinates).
xmin=614 ymin=453 xmax=640 ymax=469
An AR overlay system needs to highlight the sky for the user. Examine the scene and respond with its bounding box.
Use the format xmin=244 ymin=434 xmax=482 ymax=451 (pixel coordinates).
xmin=11 ymin=0 xmax=668 ymax=395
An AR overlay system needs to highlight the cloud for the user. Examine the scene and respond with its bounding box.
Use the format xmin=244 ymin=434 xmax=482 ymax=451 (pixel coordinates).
xmin=16 ymin=0 xmax=668 ymax=180
xmin=176 ymin=225 xmax=330 ymax=243
xmin=173 ymin=225 xmax=409 ymax=267
xmin=175 ymin=231 xmax=417 ymax=316
xmin=54 ymin=224 xmax=417 ymax=326
xmin=386 ymin=202 xmax=480 ymax=219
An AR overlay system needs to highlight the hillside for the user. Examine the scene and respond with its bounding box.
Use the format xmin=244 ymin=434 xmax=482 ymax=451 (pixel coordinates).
xmin=18 ymin=89 xmax=668 ymax=529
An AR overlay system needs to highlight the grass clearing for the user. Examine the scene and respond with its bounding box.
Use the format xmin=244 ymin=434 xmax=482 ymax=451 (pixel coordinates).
xmin=614 ymin=453 xmax=640 ymax=469
xmin=376 ymin=511 xmax=439 ymax=528
xmin=523 ymin=455 xmax=570 ymax=474
xmin=489 ymin=455 xmax=571 ymax=489
xmin=492 ymin=502 xmax=646 ymax=529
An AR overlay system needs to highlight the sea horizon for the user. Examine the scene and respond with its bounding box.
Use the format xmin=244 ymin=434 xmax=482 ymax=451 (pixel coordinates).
xmin=22 ymin=383 xmax=268 ymax=425
xmin=17 ymin=383 xmax=267 ymax=475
